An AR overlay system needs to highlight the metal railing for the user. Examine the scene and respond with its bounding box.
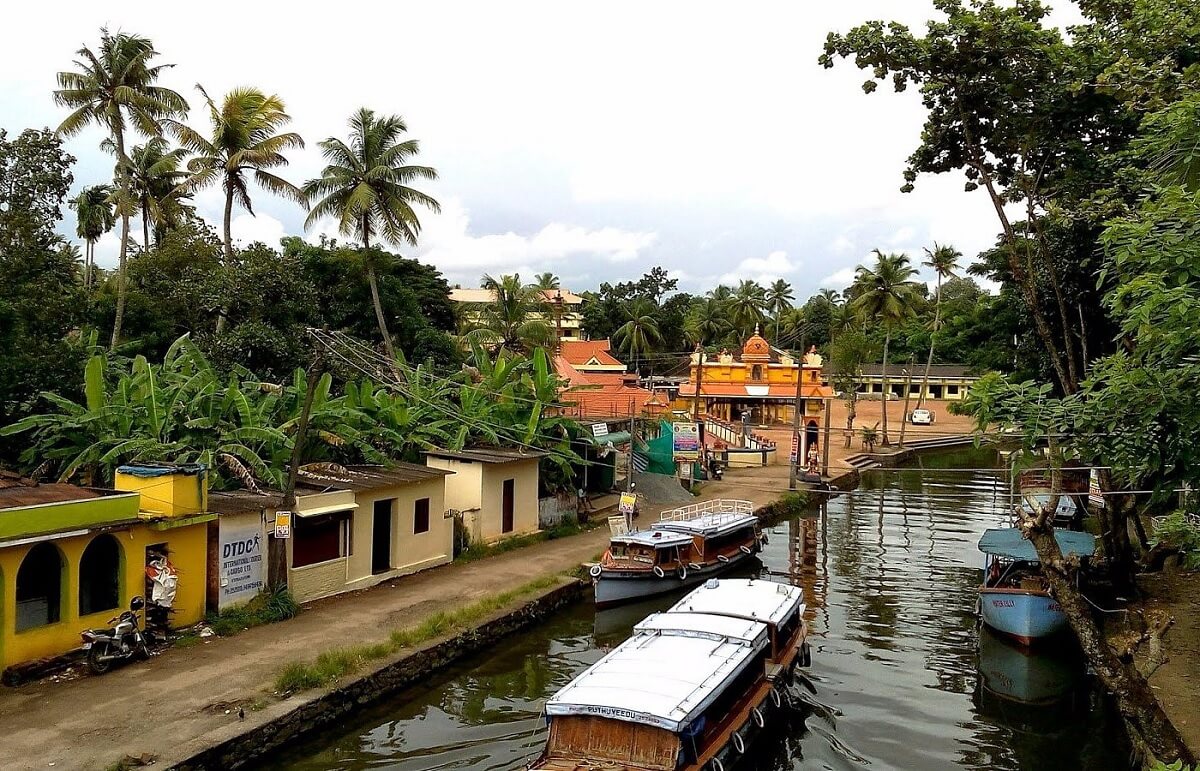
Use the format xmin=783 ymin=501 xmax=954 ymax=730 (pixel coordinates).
xmin=659 ymin=498 xmax=754 ymax=523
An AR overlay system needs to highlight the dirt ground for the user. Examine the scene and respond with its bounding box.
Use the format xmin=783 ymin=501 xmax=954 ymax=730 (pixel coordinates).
xmin=1124 ymin=569 xmax=1200 ymax=756
xmin=752 ymin=398 xmax=979 ymax=472
xmin=0 ymin=473 xmax=792 ymax=771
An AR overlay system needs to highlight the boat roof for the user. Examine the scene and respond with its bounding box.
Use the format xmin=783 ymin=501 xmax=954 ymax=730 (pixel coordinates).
xmin=666 ymin=578 xmax=804 ymax=628
xmin=634 ymin=612 xmax=769 ymax=648
xmin=545 ymin=625 xmax=766 ymax=732
xmin=978 ymin=528 xmax=1096 ymax=560
xmin=656 ymin=512 xmax=757 ymax=537
xmin=611 ymin=529 xmax=693 ymax=549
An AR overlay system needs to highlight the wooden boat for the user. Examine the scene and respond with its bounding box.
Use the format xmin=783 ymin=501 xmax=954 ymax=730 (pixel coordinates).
xmin=977 ymin=528 xmax=1095 ymax=645
xmin=531 ymin=578 xmax=809 ymax=771
xmin=977 ymin=626 xmax=1080 ymax=706
xmin=591 ymin=500 xmax=763 ymax=608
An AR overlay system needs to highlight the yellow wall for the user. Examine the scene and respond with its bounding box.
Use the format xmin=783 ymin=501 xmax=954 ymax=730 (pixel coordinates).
xmin=426 ymin=457 xmax=539 ymax=544
xmin=115 ymin=467 xmax=207 ymax=517
xmin=346 ymin=479 xmax=452 ymax=589
xmin=0 ymin=520 xmax=208 ymax=669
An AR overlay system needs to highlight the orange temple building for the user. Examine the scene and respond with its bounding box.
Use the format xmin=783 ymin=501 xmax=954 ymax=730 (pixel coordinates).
xmin=677 ymin=328 xmax=834 ymax=434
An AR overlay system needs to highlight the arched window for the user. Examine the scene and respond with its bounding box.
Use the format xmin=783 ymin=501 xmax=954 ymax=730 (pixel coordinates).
xmin=79 ymin=534 xmax=122 ymax=616
xmin=16 ymin=542 xmax=63 ymax=631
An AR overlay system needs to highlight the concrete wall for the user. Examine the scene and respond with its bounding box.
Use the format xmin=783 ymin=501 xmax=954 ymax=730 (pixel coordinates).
xmin=345 ymin=478 xmax=452 ymax=592
xmin=425 ymin=457 xmax=539 ymax=544
xmin=0 ymin=519 xmax=208 ymax=669
xmin=288 ymin=558 xmax=348 ymax=603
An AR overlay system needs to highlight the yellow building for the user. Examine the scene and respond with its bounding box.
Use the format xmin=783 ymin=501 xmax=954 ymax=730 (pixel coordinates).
xmin=425 ymin=448 xmax=543 ymax=544
xmin=208 ymin=463 xmax=455 ymax=606
xmin=677 ymin=330 xmax=834 ymax=427
xmin=0 ymin=464 xmax=211 ymax=674
xmin=450 ymin=287 xmax=585 ymax=340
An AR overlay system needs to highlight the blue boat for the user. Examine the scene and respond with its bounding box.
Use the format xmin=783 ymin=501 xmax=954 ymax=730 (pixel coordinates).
xmin=977 ymin=528 xmax=1096 ymax=646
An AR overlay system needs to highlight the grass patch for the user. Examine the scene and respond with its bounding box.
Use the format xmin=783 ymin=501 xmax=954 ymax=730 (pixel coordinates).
xmin=454 ymin=520 xmax=587 ymax=563
xmin=206 ymin=587 xmax=299 ymax=637
xmin=172 ymin=633 xmax=201 ymax=649
xmin=274 ymin=574 xmax=566 ymax=694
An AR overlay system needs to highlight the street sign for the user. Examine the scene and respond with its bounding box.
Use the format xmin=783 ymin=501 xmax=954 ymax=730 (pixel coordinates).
xmin=274 ymin=510 xmax=292 ymax=539
xmin=618 ymin=492 xmax=637 ymax=515
xmin=789 ymin=431 xmax=799 ymax=463
xmin=678 ymin=460 xmax=693 ymax=480
xmin=673 ymin=422 xmax=701 ymax=461
xmin=591 ymin=423 xmax=609 ymax=438
xmin=1088 ymin=469 xmax=1103 ymax=508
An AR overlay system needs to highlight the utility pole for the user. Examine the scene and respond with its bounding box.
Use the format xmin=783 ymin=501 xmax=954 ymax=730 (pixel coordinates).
xmin=899 ymin=357 xmax=914 ymax=448
xmin=788 ymin=330 xmax=807 ymax=491
xmin=626 ymin=398 xmax=636 ymax=530
xmin=690 ymin=342 xmax=705 ymax=422
xmin=271 ymin=351 xmax=323 ymax=589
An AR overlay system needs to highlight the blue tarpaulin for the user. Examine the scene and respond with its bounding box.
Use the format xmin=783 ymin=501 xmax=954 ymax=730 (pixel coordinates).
xmin=978 ymin=528 xmax=1096 ymax=561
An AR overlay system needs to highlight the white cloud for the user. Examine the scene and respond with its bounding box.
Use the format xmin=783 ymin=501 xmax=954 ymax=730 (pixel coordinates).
xmin=830 ymin=234 xmax=855 ymax=254
xmin=888 ymin=226 xmax=916 ymax=245
xmin=231 ymin=213 xmax=287 ymax=248
xmin=718 ymin=250 xmax=797 ymax=285
xmin=819 ymin=266 xmax=857 ymax=290
xmin=399 ymin=197 xmax=657 ymax=285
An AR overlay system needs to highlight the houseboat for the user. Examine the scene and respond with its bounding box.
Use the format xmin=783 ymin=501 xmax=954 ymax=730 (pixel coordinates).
xmin=590 ymin=500 xmax=763 ymax=608
xmin=977 ymin=528 xmax=1096 ymax=645
xmin=532 ymin=578 xmax=808 ymax=771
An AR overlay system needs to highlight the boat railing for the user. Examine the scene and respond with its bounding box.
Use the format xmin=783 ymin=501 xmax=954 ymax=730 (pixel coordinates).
xmin=658 ymin=498 xmax=754 ymax=524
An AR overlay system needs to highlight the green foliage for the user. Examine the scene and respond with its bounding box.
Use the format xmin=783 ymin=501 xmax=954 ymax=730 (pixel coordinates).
xmin=273 ymin=575 xmax=563 ymax=694
xmin=206 ymin=587 xmax=299 ymax=637
xmin=1152 ymin=514 xmax=1200 ymax=569
xmin=1147 ymin=760 xmax=1195 ymax=771
xmin=462 ymin=273 xmax=554 ymax=353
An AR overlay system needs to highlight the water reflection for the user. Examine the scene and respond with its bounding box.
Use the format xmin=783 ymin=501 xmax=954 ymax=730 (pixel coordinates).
xmin=263 ymin=448 xmax=1130 ymax=771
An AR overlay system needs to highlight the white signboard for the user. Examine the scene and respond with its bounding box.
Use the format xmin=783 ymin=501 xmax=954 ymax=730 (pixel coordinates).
xmin=1088 ymin=469 xmax=1103 ymax=508
xmin=274 ymin=510 xmax=292 ymax=539
xmin=219 ymin=524 xmax=265 ymax=607
xmin=591 ymin=423 xmax=609 ymax=438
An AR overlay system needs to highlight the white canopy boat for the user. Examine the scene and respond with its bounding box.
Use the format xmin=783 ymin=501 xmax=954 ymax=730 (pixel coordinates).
xmin=531 ymin=578 xmax=808 ymax=771
xmin=591 ymin=500 xmax=764 ymax=608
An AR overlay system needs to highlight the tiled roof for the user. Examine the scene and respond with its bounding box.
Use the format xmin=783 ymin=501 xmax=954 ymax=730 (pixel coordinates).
xmin=425 ymin=447 xmax=548 ymax=463
xmin=0 ymin=479 xmax=107 ymax=508
xmin=858 ymin=364 xmax=974 ymax=378
xmin=559 ymin=339 xmax=624 ymax=367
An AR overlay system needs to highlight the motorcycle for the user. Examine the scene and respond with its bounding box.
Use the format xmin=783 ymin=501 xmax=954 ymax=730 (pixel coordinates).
xmin=80 ymin=596 xmax=154 ymax=674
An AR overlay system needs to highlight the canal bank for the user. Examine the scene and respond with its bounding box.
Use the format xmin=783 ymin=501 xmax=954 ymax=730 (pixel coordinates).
xmin=0 ymin=473 xmax=796 ymax=771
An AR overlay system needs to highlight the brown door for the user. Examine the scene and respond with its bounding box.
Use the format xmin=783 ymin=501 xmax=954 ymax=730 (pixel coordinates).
xmin=502 ymin=478 xmax=515 ymax=533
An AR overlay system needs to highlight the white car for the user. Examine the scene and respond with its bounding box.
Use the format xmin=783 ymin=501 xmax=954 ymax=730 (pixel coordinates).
xmin=910 ymin=408 xmax=934 ymax=425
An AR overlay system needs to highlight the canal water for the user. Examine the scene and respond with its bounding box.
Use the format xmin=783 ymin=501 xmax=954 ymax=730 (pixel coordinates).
xmin=262 ymin=448 xmax=1130 ymax=770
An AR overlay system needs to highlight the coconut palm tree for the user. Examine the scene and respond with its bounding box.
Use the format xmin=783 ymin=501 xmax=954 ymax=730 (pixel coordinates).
xmin=765 ymin=279 xmax=795 ymax=342
xmin=613 ymin=298 xmax=662 ymax=374
xmin=54 ymin=29 xmax=188 ymax=346
xmin=684 ymin=297 xmax=731 ymax=346
xmin=728 ymin=280 xmax=767 ymax=337
xmin=918 ymin=243 xmax=962 ymax=408
xmin=175 ymin=86 xmax=305 ymax=263
xmin=464 ymin=274 xmax=554 ymax=353
xmin=850 ymin=250 xmax=919 ymax=446
xmin=121 ymin=137 xmax=189 ymax=249
xmin=304 ymin=108 xmax=439 ymax=363
xmin=70 ymin=184 xmax=115 ymax=288
xmin=819 ymin=288 xmax=842 ymax=306
xmin=532 ymin=272 xmax=560 ymax=290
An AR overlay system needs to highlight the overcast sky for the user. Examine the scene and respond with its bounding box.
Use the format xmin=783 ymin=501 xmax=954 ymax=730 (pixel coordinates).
xmin=2 ymin=1 xmax=1082 ymax=298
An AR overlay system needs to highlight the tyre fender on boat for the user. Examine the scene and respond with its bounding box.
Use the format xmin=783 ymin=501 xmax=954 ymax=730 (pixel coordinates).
xmin=717 ymin=554 xmax=729 ymax=563
xmin=589 ymin=564 xmax=602 ymax=578
xmin=739 ymin=544 xmax=752 ymax=555
xmin=732 ymin=730 xmax=746 ymax=754
xmin=689 ymin=562 xmax=701 ymax=571
xmin=653 ymin=565 xmax=665 ymax=578
xmin=710 ymin=759 xmax=725 ymax=771
xmin=752 ymin=706 xmax=765 ymax=728
xmin=770 ymin=687 xmax=782 ymax=708
xmin=677 ymin=565 xmax=688 ymax=581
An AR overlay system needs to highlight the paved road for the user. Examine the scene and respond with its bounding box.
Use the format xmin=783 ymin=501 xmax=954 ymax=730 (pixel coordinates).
xmin=0 ymin=474 xmax=789 ymax=770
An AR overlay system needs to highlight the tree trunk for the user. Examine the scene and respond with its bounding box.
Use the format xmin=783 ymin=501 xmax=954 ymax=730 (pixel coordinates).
xmin=362 ymin=227 xmax=400 ymax=369
xmin=142 ymin=199 xmax=150 ymax=253
xmin=1025 ymin=195 xmax=1080 ymax=389
xmin=111 ymin=127 xmax=129 ymax=348
xmin=919 ymin=274 xmax=941 ymax=409
xmin=963 ymin=132 xmax=1074 ymax=393
xmin=844 ymin=392 xmax=856 ymax=448
xmin=880 ymin=330 xmax=891 ymax=446
xmin=84 ymin=240 xmax=93 ymax=289
xmin=1023 ymin=520 xmax=1195 ymax=766
xmin=215 ymin=184 xmax=235 ymax=334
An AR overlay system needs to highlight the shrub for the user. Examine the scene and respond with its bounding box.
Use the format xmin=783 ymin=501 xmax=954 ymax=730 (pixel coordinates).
xmin=1152 ymin=513 xmax=1200 ymax=569
xmin=207 ymin=587 xmax=299 ymax=636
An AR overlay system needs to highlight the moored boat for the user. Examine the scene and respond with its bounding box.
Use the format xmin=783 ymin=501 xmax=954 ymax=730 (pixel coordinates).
xmin=531 ymin=578 xmax=808 ymax=771
xmin=977 ymin=528 xmax=1096 ymax=646
xmin=591 ymin=499 xmax=763 ymax=608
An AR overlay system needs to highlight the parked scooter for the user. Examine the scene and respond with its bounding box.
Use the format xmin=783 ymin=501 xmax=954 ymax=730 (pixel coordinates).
xmin=80 ymin=596 xmax=154 ymax=674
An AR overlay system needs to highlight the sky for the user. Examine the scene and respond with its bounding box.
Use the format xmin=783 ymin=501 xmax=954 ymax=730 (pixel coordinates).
xmin=2 ymin=1 xmax=1083 ymax=298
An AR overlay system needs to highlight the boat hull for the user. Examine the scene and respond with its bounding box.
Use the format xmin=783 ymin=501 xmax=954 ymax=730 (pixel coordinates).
xmin=593 ymin=549 xmax=758 ymax=608
xmin=979 ymin=588 xmax=1067 ymax=645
